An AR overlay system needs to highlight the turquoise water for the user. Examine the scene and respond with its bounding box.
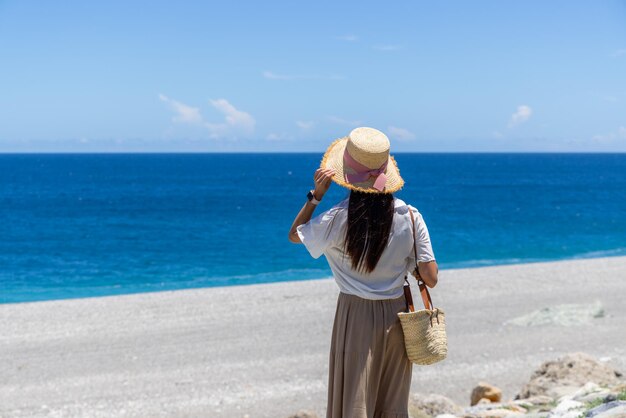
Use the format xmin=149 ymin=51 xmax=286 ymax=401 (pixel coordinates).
xmin=1 ymin=153 xmax=625 ymax=303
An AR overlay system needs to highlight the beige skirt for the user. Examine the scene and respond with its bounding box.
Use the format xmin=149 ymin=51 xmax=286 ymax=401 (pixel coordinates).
xmin=327 ymin=291 xmax=413 ymax=418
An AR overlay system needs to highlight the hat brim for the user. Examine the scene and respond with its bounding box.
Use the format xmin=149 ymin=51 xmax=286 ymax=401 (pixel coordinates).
xmin=320 ymin=136 xmax=404 ymax=194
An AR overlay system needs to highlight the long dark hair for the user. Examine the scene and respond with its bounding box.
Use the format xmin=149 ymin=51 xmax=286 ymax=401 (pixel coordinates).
xmin=342 ymin=190 xmax=395 ymax=274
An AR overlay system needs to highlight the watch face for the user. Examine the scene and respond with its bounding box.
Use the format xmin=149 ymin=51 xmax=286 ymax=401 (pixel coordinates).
xmin=307 ymin=190 xmax=314 ymax=201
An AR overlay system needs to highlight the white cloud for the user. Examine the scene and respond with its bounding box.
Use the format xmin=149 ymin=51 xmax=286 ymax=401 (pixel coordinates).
xmin=337 ymin=34 xmax=358 ymax=42
xmin=611 ymin=49 xmax=626 ymax=58
xmin=296 ymin=121 xmax=314 ymax=130
xmin=508 ymin=105 xmax=533 ymax=127
xmin=328 ymin=116 xmax=363 ymax=126
xmin=266 ymin=132 xmax=294 ymax=141
xmin=387 ymin=126 xmax=416 ymax=141
xmin=263 ymin=71 xmax=294 ymax=80
xmin=372 ymin=44 xmax=403 ymax=51
xmin=159 ymin=94 xmax=203 ymax=124
xmin=205 ymin=99 xmax=256 ymax=138
xmin=159 ymin=94 xmax=255 ymax=139
xmin=263 ymin=71 xmax=344 ymax=80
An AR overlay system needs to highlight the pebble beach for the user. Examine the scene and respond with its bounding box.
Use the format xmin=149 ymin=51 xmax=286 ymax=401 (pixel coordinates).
xmin=1 ymin=256 xmax=625 ymax=417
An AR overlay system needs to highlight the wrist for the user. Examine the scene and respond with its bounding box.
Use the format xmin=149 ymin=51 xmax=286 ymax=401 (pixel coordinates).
xmin=312 ymin=190 xmax=324 ymax=201
xmin=307 ymin=189 xmax=322 ymax=206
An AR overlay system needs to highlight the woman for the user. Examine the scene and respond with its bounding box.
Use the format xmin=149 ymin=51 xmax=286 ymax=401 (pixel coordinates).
xmin=288 ymin=127 xmax=439 ymax=418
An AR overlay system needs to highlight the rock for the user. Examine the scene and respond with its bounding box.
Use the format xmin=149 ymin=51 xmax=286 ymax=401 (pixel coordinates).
xmin=409 ymin=393 xmax=464 ymax=417
xmin=577 ymin=390 xmax=613 ymax=404
xmin=611 ymin=383 xmax=626 ymax=393
xmin=474 ymin=408 xmax=524 ymax=417
xmin=506 ymin=301 xmax=604 ymax=327
xmin=463 ymin=401 xmax=526 ymax=417
xmin=520 ymin=395 xmax=554 ymax=406
xmin=434 ymin=414 xmax=458 ymax=418
xmin=574 ymin=382 xmax=603 ymax=397
xmin=512 ymin=399 xmax=534 ymax=409
xmin=464 ymin=402 xmax=500 ymax=415
xmin=287 ymin=410 xmax=318 ymax=418
xmin=516 ymin=352 xmax=623 ymax=400
xmin=471 ymin=382 xmax=502 ymax=406
xmin=559 ymin=412 xmax=588 ymax=418
xmin=595 ymin=405 xmax=626 ymax=417
xmin=477 ymin=398 xmax=491 ymax=405
xmin=503 ymin=403 xmax=527 ymax=413
xmin=572 ymin=382 xmax=612 ymax=403
xmin=553 ymin=398 xmax=584 ymax=415
xmin=586 ymin=400 xmax=626 ymax=418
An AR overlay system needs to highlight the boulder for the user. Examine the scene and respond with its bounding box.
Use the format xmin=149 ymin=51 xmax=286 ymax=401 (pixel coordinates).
xmin=516 ymin=353 xmax=623 ymax=400
xmin=577 ymin=391 xmax=613 ymax=404
xmin=519 ymin=395 xmax=554 ymax=406
xmin=511 ymin=399 xmax=534 ymax=409
xmin=463 ymin=401 xmax=526 ymax=417
xmin=409 ymin=393 xmax=464 ymax=417
xmin=572 ymin=382 xmax=612 ymax=404
xmin=586 ymin=400 xmax=626 ymax=418
xmin=471 ymin=382 xmax=502 ymax=406
xmin=519 ymin=414 xmax=552 ymax=418
xmin=502 ymin=403 xmax=527 ymax=413
xmin=474 ymin=408 xmax=524 ymax=418
xmin=552 ymin=398 xmax=584 ymax=415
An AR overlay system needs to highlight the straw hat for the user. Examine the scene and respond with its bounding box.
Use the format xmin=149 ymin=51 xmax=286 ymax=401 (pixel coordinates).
xmin=320 ymin=127 xmax=404 ymax=194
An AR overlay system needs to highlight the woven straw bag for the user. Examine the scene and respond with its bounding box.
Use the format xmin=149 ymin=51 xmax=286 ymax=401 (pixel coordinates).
xmin=397 ymin=209 xmax=447 ymax=365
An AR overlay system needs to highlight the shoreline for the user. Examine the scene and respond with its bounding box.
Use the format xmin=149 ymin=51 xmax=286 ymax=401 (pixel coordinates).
xmin=1 ymin=256 xmax=625 ymax=417
xmin=3 ymin=250 xmax=626 ymax=306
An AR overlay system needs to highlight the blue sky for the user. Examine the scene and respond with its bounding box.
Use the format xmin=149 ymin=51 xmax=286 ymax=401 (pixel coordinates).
xmin=1 ymin=1 xmax=625 ymax=152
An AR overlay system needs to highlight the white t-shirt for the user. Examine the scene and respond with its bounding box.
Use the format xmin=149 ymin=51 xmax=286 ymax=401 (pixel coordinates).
xmin=296 ymin=196 xmax=436 ymax=300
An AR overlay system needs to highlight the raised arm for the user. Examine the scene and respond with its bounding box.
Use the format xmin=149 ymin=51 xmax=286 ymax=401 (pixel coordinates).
xmin=288 ymin=168 xmax=335 ymax=243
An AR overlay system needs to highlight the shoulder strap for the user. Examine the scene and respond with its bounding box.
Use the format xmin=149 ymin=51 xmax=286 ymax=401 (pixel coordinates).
xmin=408 ymin=208 xmax=435 ymax=311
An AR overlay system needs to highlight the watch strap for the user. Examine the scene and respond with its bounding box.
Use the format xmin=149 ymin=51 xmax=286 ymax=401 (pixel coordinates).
xmin=307 ymin=190 xmax=321 ymax=205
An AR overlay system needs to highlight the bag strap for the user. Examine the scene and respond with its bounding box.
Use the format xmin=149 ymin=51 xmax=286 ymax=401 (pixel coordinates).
xmin=403 ymin=275 xmax=415 ymax=312
xmin=408 ymin=208 xmax=435 ymax=311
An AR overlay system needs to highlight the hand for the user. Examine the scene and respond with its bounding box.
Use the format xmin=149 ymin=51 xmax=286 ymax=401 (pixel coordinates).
xmin=313 ymin=168 xmax=335 ymax=199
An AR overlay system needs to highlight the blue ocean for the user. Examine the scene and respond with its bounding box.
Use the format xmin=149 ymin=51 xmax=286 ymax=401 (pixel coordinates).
xmin=1 ymin=153 xmax=625 ymax=304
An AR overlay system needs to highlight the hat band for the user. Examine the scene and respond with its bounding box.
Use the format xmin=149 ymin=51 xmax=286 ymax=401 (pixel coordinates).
xmin=343 ymin=149 xmax=388 ymax=192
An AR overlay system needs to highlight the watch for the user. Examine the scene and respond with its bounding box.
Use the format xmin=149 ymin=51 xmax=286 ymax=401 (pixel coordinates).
xmin=306 ymin=190 xmax=321 ymax=205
